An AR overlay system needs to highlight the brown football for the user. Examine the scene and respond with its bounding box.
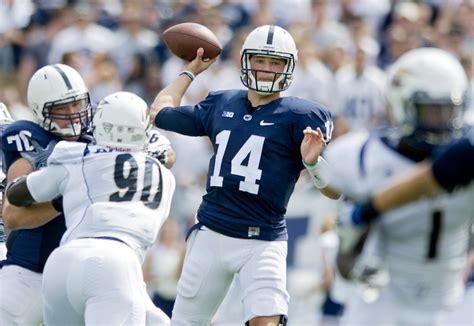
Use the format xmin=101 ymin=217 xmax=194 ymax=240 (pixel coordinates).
xmin=162 ymin=22 xmax=222 ymax=62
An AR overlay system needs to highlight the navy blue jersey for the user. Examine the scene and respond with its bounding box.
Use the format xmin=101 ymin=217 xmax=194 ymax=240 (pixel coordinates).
xmin=432 ymin=135 xmax=474 ymax=192
xmin=156 ymin=90 xmax=333 ymax=240
xmin=0 ymin=120 xmax=86 ymax=272
xmin=0 ymin=123 xmax=8 ymax=243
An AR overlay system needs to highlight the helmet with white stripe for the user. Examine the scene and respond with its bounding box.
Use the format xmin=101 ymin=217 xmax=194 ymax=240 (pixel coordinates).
xmin=27 ymin=64 xmax=92 ymax=139
xmin=240 ymin=25 xmax=298 ymax=94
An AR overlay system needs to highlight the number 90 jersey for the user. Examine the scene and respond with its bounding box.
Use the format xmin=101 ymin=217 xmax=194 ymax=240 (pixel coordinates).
xmin=25 ymin=141 xmax=176 ymax=261
xmin=155 ymin=89 xmax=333 ymax=241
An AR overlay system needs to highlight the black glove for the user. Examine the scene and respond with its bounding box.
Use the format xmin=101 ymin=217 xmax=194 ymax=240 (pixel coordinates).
xmin=20 ymin=139 xmax=58 ymax=170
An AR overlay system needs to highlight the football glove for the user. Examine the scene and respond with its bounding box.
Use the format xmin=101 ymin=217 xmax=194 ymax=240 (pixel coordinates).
xmin=20 ymin=139 xmax=57 ymax=170
xmin=146 ymin=148 xmax=168 ymax=165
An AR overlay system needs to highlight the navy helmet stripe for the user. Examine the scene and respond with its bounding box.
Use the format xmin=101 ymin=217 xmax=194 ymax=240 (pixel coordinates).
xmin=53 ymin=65 xmax=72 ymax=90
xmin=266 ymin=25 xmax=275 ymax=45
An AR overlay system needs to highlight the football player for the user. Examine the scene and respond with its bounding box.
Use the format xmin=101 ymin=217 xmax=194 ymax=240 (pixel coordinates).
xmin=6 ymin=91 xmax=175 ymax=324
xmin=346 ymin=128 xmax=474 ymax=326
xmin=350 ymin=130 xmax=473 ymax=223
xmin=145 ymin=126 xmax=176 ymax=169
xmin=149 ymin=25 xmax=336 ymax=326
xmin=0 ymin=102 xmax=14 ymax=261
xmin=0 ymin=64 xmax=93 ymax=325
xmin=305 ymin=47 xmax=473 ymax=325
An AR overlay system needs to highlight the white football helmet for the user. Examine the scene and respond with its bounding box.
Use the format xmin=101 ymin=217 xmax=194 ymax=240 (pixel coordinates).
xmin=27 ymin=64 xmax=92 ymax=138
xmin=93 ymin=91 xmax=149 ymax=152
xmin=240 ymin=25 xmax=298 ymax=94
xmin=387 ymin=47 xmax=468 ymax=144
xmin=0 ymin=102 xmax=14 ymax=125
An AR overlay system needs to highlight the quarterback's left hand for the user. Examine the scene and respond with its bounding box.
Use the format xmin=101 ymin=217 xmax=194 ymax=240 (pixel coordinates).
xmin=301 ymin=127 xmax=326 ymax=165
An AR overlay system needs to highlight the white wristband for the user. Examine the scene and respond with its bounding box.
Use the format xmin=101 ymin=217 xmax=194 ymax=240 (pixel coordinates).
xmin=303 ymin=156 xmax=330 ymax=189
xmin=179 ymin=70 xmax=195 ymax=81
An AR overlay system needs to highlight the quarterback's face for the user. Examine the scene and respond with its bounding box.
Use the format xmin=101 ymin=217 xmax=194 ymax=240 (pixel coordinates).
xmin=249 ymin=55 xmax=286 ymax=81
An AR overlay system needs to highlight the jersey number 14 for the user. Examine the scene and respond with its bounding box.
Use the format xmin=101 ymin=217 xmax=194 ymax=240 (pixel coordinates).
xmin=210 ymin=130 xmax=264 ymax=195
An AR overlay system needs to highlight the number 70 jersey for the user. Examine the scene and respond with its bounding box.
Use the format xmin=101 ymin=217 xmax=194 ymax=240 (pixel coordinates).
xmin=155 ymin=89 xmax=333 ymax=241
xmin=26 ymin=141 xmax=176 ymax=260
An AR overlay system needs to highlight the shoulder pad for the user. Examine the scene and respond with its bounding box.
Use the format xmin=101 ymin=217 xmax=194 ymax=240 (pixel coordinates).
xmin=285 ymin=97 xmax=331 ymax=116
xmin=208 ymin=89 xmax=246 ymax=102
xmin=2 ymin=121 xmax=55 ymax=153
xmin=467 ymin=127 xmax=474 ymax=145
xmin=48 ymin=141 xmax=88 ymax=165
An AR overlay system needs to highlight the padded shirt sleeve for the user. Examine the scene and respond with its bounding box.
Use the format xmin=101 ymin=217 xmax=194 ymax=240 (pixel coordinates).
xmin=26 ymin=165 xmax=67 ymax=202
xmin=154 ymin=93 xmax=220 ymax=137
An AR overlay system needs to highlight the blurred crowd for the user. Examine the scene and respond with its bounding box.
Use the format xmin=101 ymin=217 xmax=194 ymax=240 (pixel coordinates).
xmin=1 ymin=0 xmax=473 ymax=324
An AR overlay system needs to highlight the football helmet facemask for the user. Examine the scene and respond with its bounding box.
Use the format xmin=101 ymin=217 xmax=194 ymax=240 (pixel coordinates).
xmin=93 ymin=91 xmax=149 ymax=152
xmin=27 ymin=64 xmax=92 ymax=139
xmin=387 ymin=47 xmax=468 ymax=144
xmin=240 ymin=25 xmax=298 ymax=94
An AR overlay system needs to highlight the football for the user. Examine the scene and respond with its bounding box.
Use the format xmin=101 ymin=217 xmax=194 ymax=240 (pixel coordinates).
xmin=162 ymin=22 xmax=222 ymax=62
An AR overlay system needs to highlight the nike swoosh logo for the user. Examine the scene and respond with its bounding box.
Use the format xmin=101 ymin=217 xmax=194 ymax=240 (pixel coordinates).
xmin=260 ymin=120 xmax=275 ymax=126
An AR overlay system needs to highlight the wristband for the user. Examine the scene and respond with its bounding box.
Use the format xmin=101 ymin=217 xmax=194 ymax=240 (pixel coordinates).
xmin=358 ymin=200 xmax=380 ymax=224
xmin=179 ymin=71 xmax=195 ymax=82
xmin=303 ymin=156 xmax=330 ymax=189
xmin=51 ymin=196 xmax=63 ymax=213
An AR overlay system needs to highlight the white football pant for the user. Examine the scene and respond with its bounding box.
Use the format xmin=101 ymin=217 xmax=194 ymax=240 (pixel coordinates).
xmin=172 ymin=226 xmax=289 ymax=325
xmin=341 ymin=284 xmax=449 ymax=326
xmin=0 ymin=264 xmax=43 ymax=325
xmin=42 ymin=238 xmax=169 ymax=325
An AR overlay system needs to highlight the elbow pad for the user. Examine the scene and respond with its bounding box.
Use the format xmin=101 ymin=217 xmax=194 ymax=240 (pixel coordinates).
xmin=6 ymin=176 xmax=36 ymax=207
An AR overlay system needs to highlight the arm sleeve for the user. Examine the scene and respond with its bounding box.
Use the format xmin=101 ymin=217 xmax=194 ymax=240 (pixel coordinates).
xmin=432 ymin=138 xmax=474 ymax=192
xmin=155 ymin=106 xmax=205 ymax=136
xmin=154 ymin=93 xmax=218 ymax=137
xmin=26 ymin=165 xmax=68 ymax=202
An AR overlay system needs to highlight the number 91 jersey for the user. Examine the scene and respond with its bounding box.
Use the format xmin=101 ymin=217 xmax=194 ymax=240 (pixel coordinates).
xmin=155 ymin=89 xmax=333 ymax=241
xmin=26 ymin=141 xmax=176 ymax=261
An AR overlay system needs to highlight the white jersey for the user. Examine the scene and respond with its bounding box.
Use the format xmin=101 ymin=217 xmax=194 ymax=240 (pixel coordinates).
xmin=325 ymin=131 xmax=474 ymax=310
xmin=145 ymin=126 xmax=171 ymax=154
xmin=26 ymin=141 xmax=176 ymax=261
